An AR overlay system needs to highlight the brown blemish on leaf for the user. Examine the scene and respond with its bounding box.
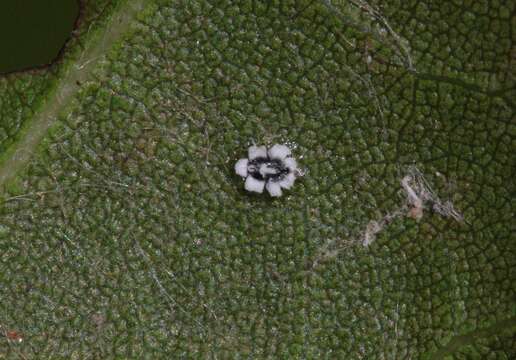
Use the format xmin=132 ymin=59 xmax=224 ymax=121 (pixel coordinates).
xmin=5 ymin=330 xmax=23 ymax=343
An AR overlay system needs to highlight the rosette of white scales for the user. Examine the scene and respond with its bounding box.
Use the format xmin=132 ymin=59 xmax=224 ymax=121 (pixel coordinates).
xmin=235 ymin=144 xmax=298 ymax=197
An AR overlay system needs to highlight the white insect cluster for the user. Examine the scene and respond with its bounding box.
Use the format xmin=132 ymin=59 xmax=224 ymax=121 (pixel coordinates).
xmin=235 ymin=144 xmax=299 ymax=197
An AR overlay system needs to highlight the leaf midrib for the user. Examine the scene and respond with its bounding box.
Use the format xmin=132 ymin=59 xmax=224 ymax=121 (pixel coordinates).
xmin=0 ymin=0 xmax=150 ymax=191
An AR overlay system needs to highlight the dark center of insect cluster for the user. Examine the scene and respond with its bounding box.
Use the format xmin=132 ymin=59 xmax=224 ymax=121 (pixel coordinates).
xmin=248 ymin=157 xmax=289 ymax=182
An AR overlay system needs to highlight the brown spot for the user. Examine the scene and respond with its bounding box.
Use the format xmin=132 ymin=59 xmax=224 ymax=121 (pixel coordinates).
xmin=91 ymin=313 xmax=106 ymax=328
xmin=407 ymin=205 xmax=424 ymax=221
xmin=5 ymin=330 xmax=23 ymax=343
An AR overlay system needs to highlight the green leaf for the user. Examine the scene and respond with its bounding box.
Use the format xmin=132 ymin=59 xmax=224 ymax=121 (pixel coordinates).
xmin=0 ymin=0 xmax=514 ymax=358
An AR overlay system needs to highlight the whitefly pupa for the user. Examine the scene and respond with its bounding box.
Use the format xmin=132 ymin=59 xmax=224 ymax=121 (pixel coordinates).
xmin=235 ymin=144 xmax=299 ymax=197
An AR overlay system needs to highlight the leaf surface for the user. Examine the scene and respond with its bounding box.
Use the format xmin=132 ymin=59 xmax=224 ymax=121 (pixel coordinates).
xmin=0 ymin=0 xmax=514 ymax=358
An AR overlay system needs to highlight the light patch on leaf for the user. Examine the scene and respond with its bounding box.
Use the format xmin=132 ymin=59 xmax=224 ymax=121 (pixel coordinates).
xmin=310 ymin=166 xmax=465 ymax=267
xmin=400 ymin=167 xmax=465 ymax=223
xmin=360 ymin=167 xmax=464 ymax=247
